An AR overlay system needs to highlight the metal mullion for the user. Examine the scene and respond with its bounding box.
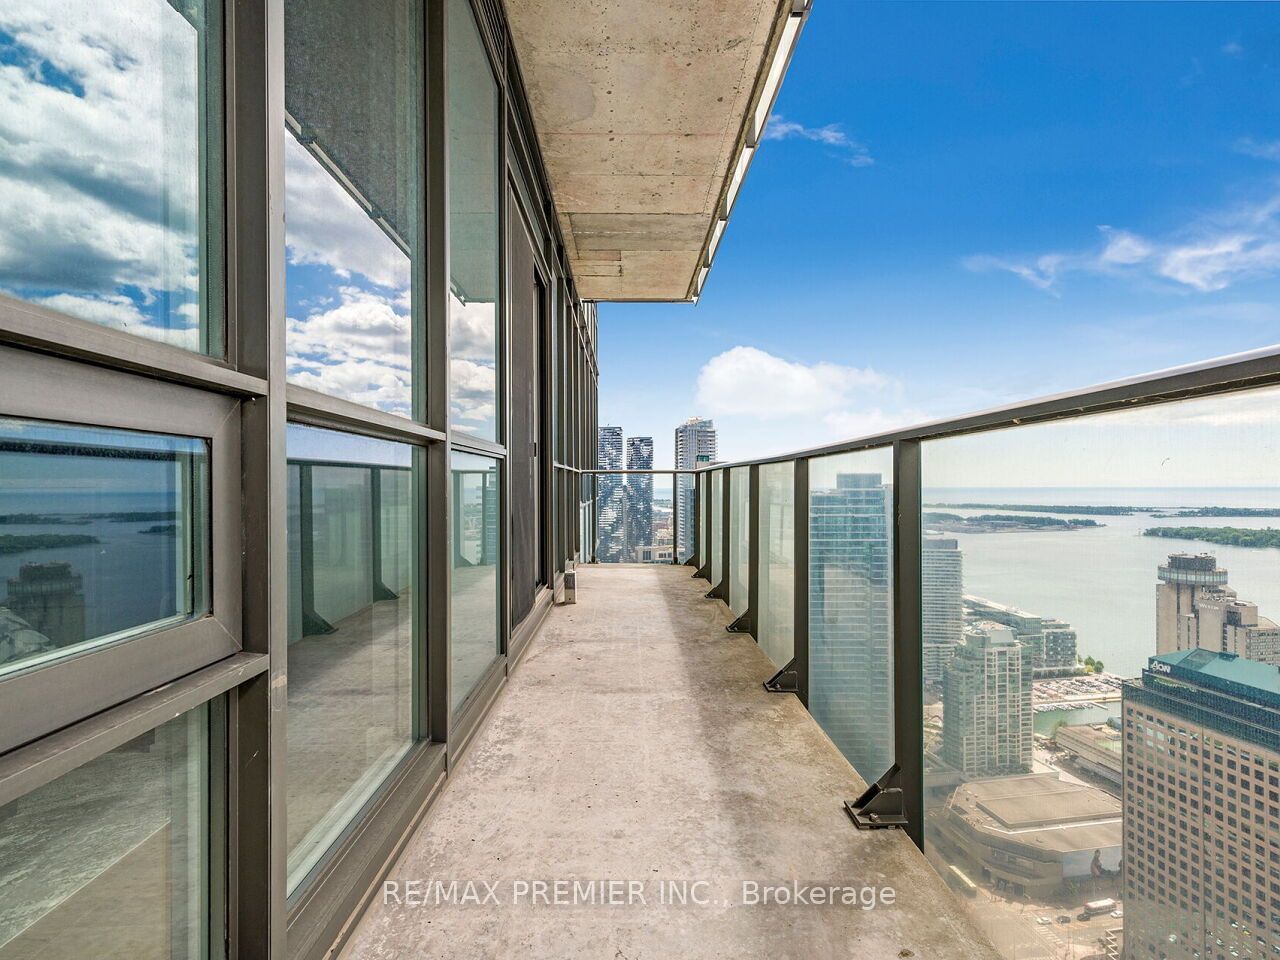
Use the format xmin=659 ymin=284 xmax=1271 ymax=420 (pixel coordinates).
xmin=793 ymin=458 xmax=810 ymax=707
xmin=0 ymin=295 xmax=269 ymax=399
xmin=0 ymin=652 xmax=266 ymax=808
xmin=425 ymin=0 xmax=452 ymax=750
xmin=450 ymin=432 xmax=508 ymax=458
xmin=892 ymin=439 xmax=924 ymax=850
xmin=227 ymin=0 xmax=288 ymax=949
xmin=286 ymin=384 xmax=446 ymax=446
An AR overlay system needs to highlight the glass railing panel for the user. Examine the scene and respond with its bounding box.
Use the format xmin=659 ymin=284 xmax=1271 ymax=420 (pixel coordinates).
xmin=710 ymin=470 xmax=724 ymax=586
xmin=808 ymin=447 xmax=895 ymax=783
xmin=919 ymin=383 xmax=1280 ymax=960
xmin=728 ymin=465 xmax=750 ymax=617
xmin=676 ymin=473 xmax=695 ymax=564
xmin=594 ymin=473 xmax=675 ymax=563
xmin=757 ymin=461 xmax=795 ymax=669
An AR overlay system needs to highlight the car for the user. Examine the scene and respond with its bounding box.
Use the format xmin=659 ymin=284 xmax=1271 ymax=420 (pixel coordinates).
xmin=1077 ymin=913 xmax=1091 ymax=922
xmin=1036 ymin=917 xmax=1053 ymax=926
xmin=1057 ymin=915 xmax=1072 ymax=924
xmin=1111 ymin=909 xmax=1124 ymax=919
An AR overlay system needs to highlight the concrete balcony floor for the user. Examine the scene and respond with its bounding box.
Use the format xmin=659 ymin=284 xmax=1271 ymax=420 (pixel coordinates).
xmin=341 ymin=564 xmax=999 ymax=960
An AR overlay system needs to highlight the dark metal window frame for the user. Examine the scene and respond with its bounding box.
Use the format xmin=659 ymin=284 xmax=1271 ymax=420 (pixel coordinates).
xmin=0 ymin=345 xmax=244 ymax=754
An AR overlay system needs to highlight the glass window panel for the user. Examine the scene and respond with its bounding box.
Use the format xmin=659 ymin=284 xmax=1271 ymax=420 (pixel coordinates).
xmin=451 ymin=450 xmax=500 ymax=710
xmin=0 ymin=1 xmax=224 ymax=355
xmin=809 ymin=448 xmax=894 ymax=782
xmin=283 ymin=0 xmax=420 ymax=416
xmin=0 ymin=418 xmax=208 ymax=678
xmin=0 ymin=701 xmax=218 ymax=959
xmin=728 ymin=466 xmax=750 ymax=616
xmin=758 ymin=461 xmax=794 ymax=670
xmin=710 ymin=471 xmax=724 ymax=587
xmin=919 ymin=385 xmax=1280 ymax=959
xmin=286 ymin=425 xmax=415 ymax=892
xmin=446 ymin=0 xmax=499 ymax=441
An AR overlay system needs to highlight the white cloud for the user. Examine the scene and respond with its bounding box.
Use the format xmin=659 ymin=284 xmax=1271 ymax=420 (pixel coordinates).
xmin=285 ymin=136 xmax=412 ymax=291
xmin=449 ymin=294 xmax=497 ymax=361
xmin=763 ymin=115 xmax=874 ymax=168
xmin=1234 ymin=137 xmax=1280 ymax=162
xmin=449 ymin=357 xmax=496 ymax=427
xmin=695 ymin=346 xmax=891 ymax=418
xmin=1221 ymin=41 xmax=1244 ymax=57
xmin=286 ymin=286 xmax=412 ymax=415
xmin=0 ymin=3 xmax=205 ymax=333
xmin=966 ymin=195 xmax=1280 ymax=294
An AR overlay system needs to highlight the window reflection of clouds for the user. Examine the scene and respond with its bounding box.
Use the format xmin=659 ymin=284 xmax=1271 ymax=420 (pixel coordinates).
xmin=284 ymin=135 xmax=413 ymax=417
xmin=0 ymin=1 xmax=220 ymax=352
xmin=447 ymin=0 xmax=498 ymax=441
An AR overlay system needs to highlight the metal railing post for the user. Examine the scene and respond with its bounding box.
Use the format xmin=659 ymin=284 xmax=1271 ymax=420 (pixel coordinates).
xmin=892 ymin=439 xmax=924 ymax=849
xmin=792 ymin=458 xmax=809 ymax=706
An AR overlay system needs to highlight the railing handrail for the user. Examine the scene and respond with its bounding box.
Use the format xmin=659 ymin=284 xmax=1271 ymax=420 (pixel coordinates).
xmin=579 ymin=469 xmax=696 ymax=475
xmin=694 ymin=341 xmax=1280 ymax=472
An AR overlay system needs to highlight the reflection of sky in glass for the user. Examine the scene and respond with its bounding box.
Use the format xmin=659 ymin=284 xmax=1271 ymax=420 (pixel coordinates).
xmin=284 ymin=135 xmax=413 ymax=416
xmin=0 ymin=418 xmax=208 ymax=672
xmin=285 ymin=423 xmax=411 ymax=469
xmin=447 ymin=0 xmax=499 ymax=441
xmin=0 ymin=2 xmax=221 ymax=353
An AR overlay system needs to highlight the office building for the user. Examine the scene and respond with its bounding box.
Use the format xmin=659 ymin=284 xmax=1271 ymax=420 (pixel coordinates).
xmin=941 ymin=622 xmax=1033 ymax=778
xmin=625 ymin=436 xmax=654 ymax=561
xmin=596 ymin=426 xmax=626 ymax=562
xmin=922 ymin=538 xmax=964 ymax=685
xmin=1122 ymin=650 xmax=1280 ymax=960
xmin=1157 ymin=553 xmax=1280 ymax=664
xmin=674 ymin=417 xmax=717 ymax=562
xmin=809 ymin=472 xmax=894 ymax=778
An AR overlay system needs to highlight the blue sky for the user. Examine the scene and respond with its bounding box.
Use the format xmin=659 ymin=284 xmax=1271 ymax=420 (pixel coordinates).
xmin=598 ymin=2 xmax=1280 ymax=470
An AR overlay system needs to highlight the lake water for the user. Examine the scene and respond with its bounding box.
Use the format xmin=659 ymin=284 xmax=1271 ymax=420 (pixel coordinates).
xmin=927 ymin=487 xmax=1280 ymax=679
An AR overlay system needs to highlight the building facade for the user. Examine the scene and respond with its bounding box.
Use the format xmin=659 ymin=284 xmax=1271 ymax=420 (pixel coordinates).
xmin=596 ymin=426 xmax=626 ymax=562
xmin=674 ymin=417 xmax=717 ymax=563
xmin=625 ymin=436 xmax=654 ymax=561
xmin=1157 ymin=553 xmax=1280 ymax=665
xmin=941 ymin=622 xmax=1034 ymax=778
xmin=1122 ymin=650 xmax=1280 ymax=960
xmin=923 ymin=538 xmax=964 ymax=686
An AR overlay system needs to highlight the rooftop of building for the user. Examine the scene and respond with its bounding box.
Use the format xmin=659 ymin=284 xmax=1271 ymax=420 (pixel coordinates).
xmin=1055 ymin=722 xmax=1122 ymax=755
xmin=964 ymin=595 xmax=1042 ymax=621
xmin=948 ymin=773 xmax=1122 ymax=854
xmin=1151 ymin=649 xmax=1280 ymax=697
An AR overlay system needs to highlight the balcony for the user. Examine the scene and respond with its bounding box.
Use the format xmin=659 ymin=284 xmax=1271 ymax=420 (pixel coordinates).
xmin=2 ymin=2 xmax=1280 ymax=960
xmin=341 ymin=563 xmax=999 ymax=959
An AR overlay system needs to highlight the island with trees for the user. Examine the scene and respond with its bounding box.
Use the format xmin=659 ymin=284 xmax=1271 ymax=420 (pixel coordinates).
xmin=1144 ymin=526 xmax=1280 ymax=549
